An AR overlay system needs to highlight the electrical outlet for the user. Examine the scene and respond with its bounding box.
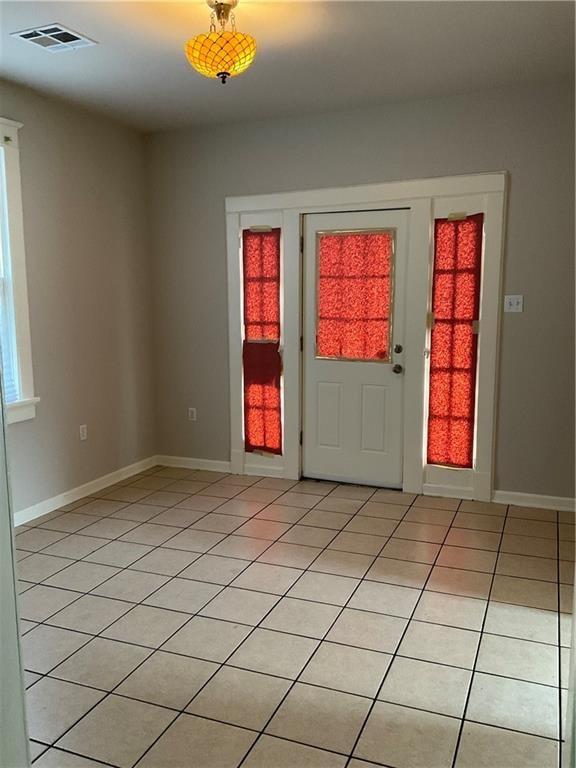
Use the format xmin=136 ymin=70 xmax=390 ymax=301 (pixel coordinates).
xmin=79 ymin=424 xmax=88 ymax=441
xmin=504 ymin=295 xmax=524 ymax=313
xmin=187 ymin=408 xmax=197 ymax=422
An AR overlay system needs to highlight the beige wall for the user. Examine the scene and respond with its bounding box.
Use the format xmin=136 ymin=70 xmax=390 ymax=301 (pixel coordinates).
xmin=146 ymin=82 xmax=575 ymax=498
xmin=1 ymin=79 xmax=573 ymax=510
xmin=1 ymin=80 xmax=156 ymax=512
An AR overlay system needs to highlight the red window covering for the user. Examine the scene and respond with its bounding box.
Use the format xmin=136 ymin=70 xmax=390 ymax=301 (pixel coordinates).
xmin=317 ymin=231 xmax=393 ymax=361
xmin=243 ymin=229 xmax=281 ymax=341
xmin=243 ymin=341 xmax=282 ymax=455
xmin=242 ymin=229 xmax=282 ymax=455
xmin=427 ymin=214 xmax=483 ymax=469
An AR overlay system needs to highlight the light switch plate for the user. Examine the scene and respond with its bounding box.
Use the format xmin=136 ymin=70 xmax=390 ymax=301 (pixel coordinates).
xmin=504 ymin=295 xmax=523 ymax=313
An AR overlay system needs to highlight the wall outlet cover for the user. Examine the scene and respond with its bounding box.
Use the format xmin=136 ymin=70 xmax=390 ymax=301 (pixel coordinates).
xmin=504 ymin=295 xmax=523 ymax=313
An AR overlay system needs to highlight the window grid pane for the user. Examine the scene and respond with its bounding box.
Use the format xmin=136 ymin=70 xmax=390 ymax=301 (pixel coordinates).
xmin=316 ymin=230 xmax=394 ymax=362
xmin=243 ymin=229 xmax=280 ymax=341
xmin=0 ymin=150 xmax=19 ymax=403
xmin=427 ymin=214 xmax=483 ymax=469
xmin=242 ymin=228 xmax=282 ymax=455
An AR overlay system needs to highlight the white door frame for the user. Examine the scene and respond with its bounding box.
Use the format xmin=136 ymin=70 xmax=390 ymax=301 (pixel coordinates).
xmin=0 ymin=386 xmax=30 ymax=768
xmin=226 ymin=172 xmax=507 ymax=500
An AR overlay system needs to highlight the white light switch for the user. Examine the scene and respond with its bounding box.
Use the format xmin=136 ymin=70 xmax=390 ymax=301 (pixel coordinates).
xmin=504 ymin=295 xmax=523 ymax=313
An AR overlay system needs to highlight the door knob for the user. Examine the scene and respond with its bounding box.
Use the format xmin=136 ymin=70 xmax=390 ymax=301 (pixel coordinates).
xmin=392 ymin=364 xmax=403 ymax=374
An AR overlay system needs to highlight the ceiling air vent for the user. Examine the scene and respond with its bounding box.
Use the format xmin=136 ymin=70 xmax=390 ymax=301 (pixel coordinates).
xmin=11 ymin=24 xmax=97 ymax=52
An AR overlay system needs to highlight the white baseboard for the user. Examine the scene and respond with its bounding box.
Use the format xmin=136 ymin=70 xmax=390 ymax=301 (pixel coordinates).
xmin=154 ymin=455 xmax=232 ymax=473
xmin=14 ymin=456 xmax=157 ymax=527
xmin=14 ymin=454 xmax=233 ymax=528
xmin=493 ymin=490 xmax=576 ymax=513
xmin=14 ymin=450 xmax=575 ymax=528
xmin=422 ymin=483 xmax=575 ymax=512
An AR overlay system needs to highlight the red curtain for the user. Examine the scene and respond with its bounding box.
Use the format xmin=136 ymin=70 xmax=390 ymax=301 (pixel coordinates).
xmin=317 ymin=232 xmax=393 ymax=361
xmin=242 ymin=229 xmax=282 ymax=455
xmin=427 ymin=214 xmax=483 ymax=468
xmin=243 ymin=341 xmax=282 ymax=455
xmin=243 ymin=229 xmax=281 ymax=341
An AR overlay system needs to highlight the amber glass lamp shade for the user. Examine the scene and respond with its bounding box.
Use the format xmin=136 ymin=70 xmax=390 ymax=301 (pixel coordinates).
xmin=185 ymin=30 xmax=256 ymax=83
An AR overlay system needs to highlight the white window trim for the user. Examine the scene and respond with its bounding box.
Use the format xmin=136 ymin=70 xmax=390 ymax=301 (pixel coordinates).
xmin=225 ymin=172 xmax=507 ymax=502
xmin=0 ymin=117 xmax=38 ymax=424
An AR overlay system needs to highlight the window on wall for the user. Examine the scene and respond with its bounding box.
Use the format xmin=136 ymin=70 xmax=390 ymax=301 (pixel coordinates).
xmin=242 ymin=228 xmax=282 ymax=455
xmin=0 ymin=156 xmax=19 ymax=404
xmin=316 ymin=230 xmax=394 ymax=362
xmin=427 ymin=214 xmax=483 ymax=469
xmin=0 ymin=120 xmax=37 ymax=423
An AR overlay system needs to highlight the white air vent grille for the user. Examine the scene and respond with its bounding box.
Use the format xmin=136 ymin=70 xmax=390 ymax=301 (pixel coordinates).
xmin=11 ymin=24 xmax=97 ymax=52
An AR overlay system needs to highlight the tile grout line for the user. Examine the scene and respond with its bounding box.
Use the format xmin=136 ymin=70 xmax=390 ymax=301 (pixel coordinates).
xmin=127 ymin=479 xmax=392 ymax=768
xmin=20 ymin=473 xmax=567 ymax=542
xmin=23 ymin=470 xmax=271 ymax=763
xmin=20 ymin=481 xmax=465 ymax=642
xmin=31 ymin=742 xmax=118 ymax=768
xmin=33 ymin=623 xmax=565 ymax=697
xmin=26 ymin=521 xmax=289 ymax=760
xmin=20 ymin=469 xmax=290 ymax=632
xmin=23 ymin=509 xmax=565 ymax=684
xmin=24 ymin=537 xmax=567 ymax=694
xmin=29 ymin=473 xmax=379 ymax=766
xmin=23 ymin=546 xmax=568 ymax=619
xmin=20 ymin=506 xmax=239 ymax=648
xmin=26 ymin=531 xmax=566 ymax=768
xmin=448 ymin=502 xmax=511 ymax=768
xmin=22 ymin=488 xmax=565 ymax=603
xmin=23 ymin=474 xmax=370 ymax=649
xmin=19 ymin=488 xmax=565 ymax=559
xmin=23 ymin=487 xmax=251 ymax=764
xmin=18 ymin=485 xmax=457 ymax=639
xmin=557 ymin=508 xmax=563 ymax=768
xmin=231 ymin=488 xmax=415 ymax=768
xmin=22 ymin=470 xmax=569 ymax=767
xmin=21 ymin=514 xmax=567 ymax=556
xmin=31 ymin=670 xmax=564 ymax=751
xmin=341 ymin=497 xmax=462 ymax=767
xmin=22 ymin=540 xmax=571 ymax=590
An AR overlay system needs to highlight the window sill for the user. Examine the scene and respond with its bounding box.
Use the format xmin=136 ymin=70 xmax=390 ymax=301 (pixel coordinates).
xmin=6 ymin=397 xmax=39 ymax=424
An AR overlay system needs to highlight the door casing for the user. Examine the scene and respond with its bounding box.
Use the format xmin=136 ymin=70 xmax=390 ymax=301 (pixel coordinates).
xmin=226 ymin=173 xmax=507 ymax=501
xmin=0 ymin=384 xmax=30 ymax=768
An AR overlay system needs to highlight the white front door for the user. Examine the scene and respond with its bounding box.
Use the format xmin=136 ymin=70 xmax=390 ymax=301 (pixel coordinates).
xmin=302 ymin=210 xmax=408 ymax=487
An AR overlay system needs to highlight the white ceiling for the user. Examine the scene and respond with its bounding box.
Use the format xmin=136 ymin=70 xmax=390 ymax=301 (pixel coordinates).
xmin=0 ymin=1 xmax=573 ymax=131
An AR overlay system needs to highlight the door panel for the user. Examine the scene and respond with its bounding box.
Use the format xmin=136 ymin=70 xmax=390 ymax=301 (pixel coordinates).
xmin=316 ymin=382 xmax=341 ymax=447
xmin=303 ymin=210 xmax=408 ymax=487
xmin=361 ymin=385 xmax=387 ymax=453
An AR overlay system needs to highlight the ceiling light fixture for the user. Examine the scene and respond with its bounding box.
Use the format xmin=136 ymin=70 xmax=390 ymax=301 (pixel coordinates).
xmin=185 ymin=0 xmax=256 ymax=84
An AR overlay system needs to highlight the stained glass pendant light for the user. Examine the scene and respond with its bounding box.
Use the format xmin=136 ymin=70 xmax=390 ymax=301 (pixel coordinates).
xmin=185 ymin=0 xmax=256 ymax=84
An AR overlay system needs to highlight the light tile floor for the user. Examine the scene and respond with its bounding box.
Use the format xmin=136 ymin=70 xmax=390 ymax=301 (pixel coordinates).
xmin=15 ymin=466 xmax=573 ymax=768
